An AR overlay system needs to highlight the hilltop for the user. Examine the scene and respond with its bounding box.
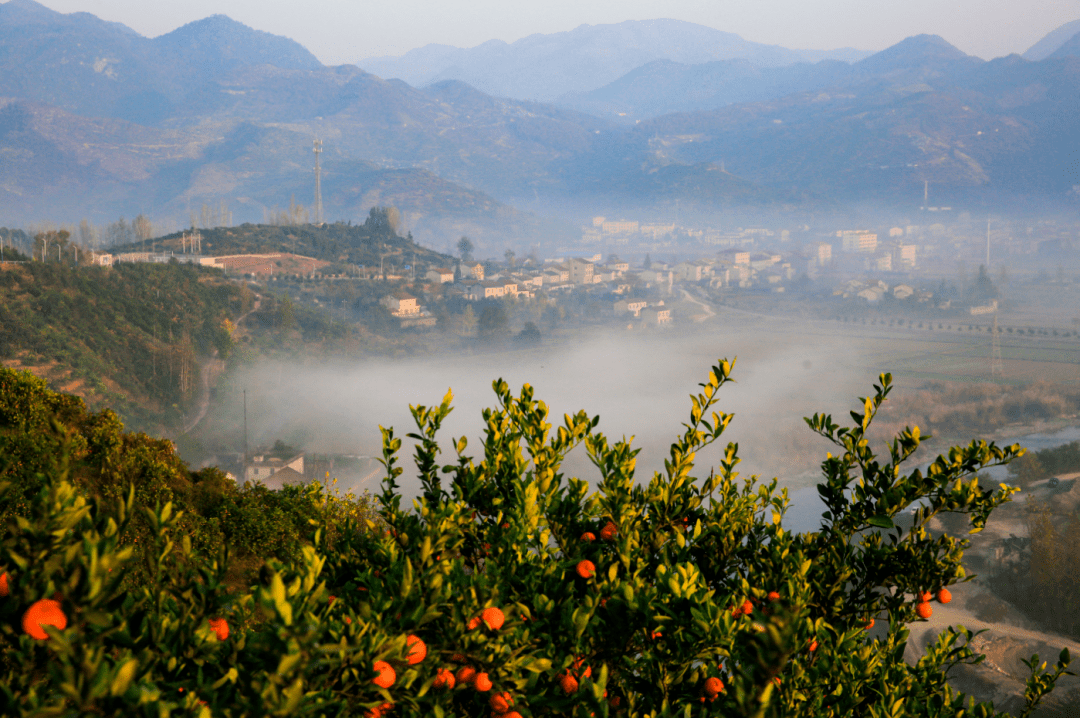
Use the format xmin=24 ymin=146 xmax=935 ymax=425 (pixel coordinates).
xmin=134 ymin=214 xmax=456 ymax=272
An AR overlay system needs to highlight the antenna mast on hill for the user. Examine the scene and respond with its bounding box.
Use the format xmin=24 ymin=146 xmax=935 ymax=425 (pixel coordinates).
xmin=313 ymin=139 xmax=323 ymax=225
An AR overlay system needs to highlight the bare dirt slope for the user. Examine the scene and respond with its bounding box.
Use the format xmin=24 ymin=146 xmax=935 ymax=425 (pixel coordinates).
xmin=882 ymin=474 xmax=1080 ymax=716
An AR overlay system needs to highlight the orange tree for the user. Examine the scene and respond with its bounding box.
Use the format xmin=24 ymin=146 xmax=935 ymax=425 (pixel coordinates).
xmin=0 ymin=357 xmax=1073 ymax=717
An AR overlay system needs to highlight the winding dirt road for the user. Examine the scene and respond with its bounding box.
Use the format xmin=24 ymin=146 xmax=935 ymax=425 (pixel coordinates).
xmin=182 ymin=294 xmax=261 ymax=435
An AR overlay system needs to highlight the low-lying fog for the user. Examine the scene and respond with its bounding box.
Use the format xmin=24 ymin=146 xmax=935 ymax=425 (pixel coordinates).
xmin=229 ymin=327 xmax=897 ymax=531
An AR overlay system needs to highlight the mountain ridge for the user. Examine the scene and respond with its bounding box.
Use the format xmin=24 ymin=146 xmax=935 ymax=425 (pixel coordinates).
xmin=1023 ymin=19 xmax=1080 ymax=60
xmin=358 ymin=18 xmax=872 ymax=101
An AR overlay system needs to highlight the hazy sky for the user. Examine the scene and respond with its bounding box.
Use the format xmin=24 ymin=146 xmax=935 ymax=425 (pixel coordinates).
xmin=23 ymin=0 xmax=1080 ymax=65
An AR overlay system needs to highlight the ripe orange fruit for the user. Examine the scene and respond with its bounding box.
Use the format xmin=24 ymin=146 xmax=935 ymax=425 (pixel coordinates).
xmin=581 ymin=531 xmax=596 ymax=542
xmin=918 ymin=591 xmax=932 ymax=603
xmin=474 ymin=672 xmax=492 ymax=691
xmin=482 ymin=606 xmax=505 ymax=630
xmin=405 ymin=634 xmax=427 ymax=664
xmin=23 ymin=599 xmax=68 ymax=640
xmin=704 ymin=676 xmax=724 ymax=696
xmin=345 ymin=617 xmax=352 ymax=624
xmin=576 ymin=560 xmax=596 ymax=579
xmin=772 ymin=677 xmax=782 ymax=687
xmin=865 ymin=618 xmax=875 ymax=629
xmin=328 ymin=595 xmax=336 ymax=605
xmin=600 ymin=522 xmax=617 ymax=540
xmin=0 ymin=572 xmax=9 ymax=597
xmin=372 ymin=660 xmax=396 ymax=688
xmin=741 ymin=600 xmax=754 ymax=615
xmin=809 ymin=640 xmax=818 ymax=652
xmin=468 ymin=616 xmax=482 ymax=630
xmin=366 ymin=702 xmax=394 ymax=718
xmin=457 ymin=666 xmax=477 ymax=686
xmin=208 ymin=617 xmax=229 ymax=641
xmin=434 ymin=668 xmax=455 ymax=689
xmin=571 ymin=657 xmax=592 ymax=678
xmin=490 ymin=692 xmax=513 ymax=712
xmin=767 ymin=591 xmax=780 ymax=602
xmin=916 ymin=601 xmax=933 ymax=619
xmin=502 ymin=713 xmax=523 ymax=718
xmin=559 ymin=674 xmax=579 ymax=694
xmin=650 ymin=630 xmax=662 ymax=640
xmin=937 ymin=588 xmax=952 ymax=604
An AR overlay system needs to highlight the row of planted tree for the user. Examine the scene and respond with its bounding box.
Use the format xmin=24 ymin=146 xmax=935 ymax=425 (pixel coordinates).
xmin=0 ymin=360 xmax=1074 ymax=716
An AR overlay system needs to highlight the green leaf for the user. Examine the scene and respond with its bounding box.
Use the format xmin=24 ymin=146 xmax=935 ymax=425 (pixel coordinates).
xmin=867 ymin=515 xmax=894 ymax=529
xmin=110 ymin=659 xmax=138 ymax=696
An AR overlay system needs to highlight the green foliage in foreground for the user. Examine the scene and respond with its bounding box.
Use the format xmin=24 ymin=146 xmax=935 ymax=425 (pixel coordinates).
xmin=0 ymin=368 xmax=380 ymax=596
xmin=0 ymin=360 xmax=1073 ymax=717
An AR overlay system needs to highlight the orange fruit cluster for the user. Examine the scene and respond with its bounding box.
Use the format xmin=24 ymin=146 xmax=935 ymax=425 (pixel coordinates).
xmin=704 ymin=676 xmax=724 ymax=697
xmin=731 ymin=599 xmax=753 ymax=617
xmin=581 ymin=531 xmax=596 ymax=542
xmin=433 ymin=668 xmax=455 ymax=689
xmin=365 ymin=701 xmax=393 ymax=718
xmin=490 ymin=691 xmax=514 ymax=712
xmin=937 ymin=588 xmax=952 ymax=604
xmin=22 ymin=598 xmax=67 ymax=640
xmin=599 ymin=522 xmax=617 ymax=541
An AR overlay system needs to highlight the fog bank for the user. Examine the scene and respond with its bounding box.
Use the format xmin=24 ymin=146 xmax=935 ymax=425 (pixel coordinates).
xmin=226 ymin=327 xmax=887 ymax=524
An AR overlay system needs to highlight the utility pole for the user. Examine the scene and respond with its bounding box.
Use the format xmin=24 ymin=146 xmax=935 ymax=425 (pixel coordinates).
xmin=990 ymin=312 xmax=1003 ymax=376
xmin=313 ymin=139 xmax=323 ymax=225
xmin=243 ymin=389 xmax=249 ymax=470
xmin=986 ymin=217 xmax=991 ymax=268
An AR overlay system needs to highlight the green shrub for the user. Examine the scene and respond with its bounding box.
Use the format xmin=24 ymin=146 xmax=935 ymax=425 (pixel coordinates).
xmin=0 ymin=359 xmax=1072 ymax=717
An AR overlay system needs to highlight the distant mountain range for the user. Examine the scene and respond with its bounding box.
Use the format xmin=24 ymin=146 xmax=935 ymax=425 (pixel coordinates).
xmin=357 ymin=19 xmax=872 ymax=102
xmin=1023 ymin=19 xmax=1080 ymax=60
xmin=1 ymin=1 xmax=1079 ymax=238
xmin=0 ymin=0 xmax=321 ymax=124
xmin=558 ymin=34 xmax=984 ymax=121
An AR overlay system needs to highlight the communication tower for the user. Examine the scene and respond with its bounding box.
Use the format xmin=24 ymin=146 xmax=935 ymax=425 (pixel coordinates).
xmin=313 ymin=139 xmax=323 ymax=225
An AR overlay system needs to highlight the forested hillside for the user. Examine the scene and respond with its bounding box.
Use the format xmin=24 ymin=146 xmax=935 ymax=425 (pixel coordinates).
xmin=0 ymin=261 xmax=239 ymax=429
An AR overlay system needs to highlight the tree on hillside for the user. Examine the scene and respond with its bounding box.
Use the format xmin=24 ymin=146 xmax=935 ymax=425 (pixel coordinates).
xmin=133 ymin=215 xmax=153 ymax=250
xmin=364 ymin=206 xmax=402 ymax=236
xmin=457 ymin=236 xmax=474 ymax=262
xmin=504 ymin=248 xmax=516 ymax=267
xmin=477 ymin=301 xmax=508 ymax=339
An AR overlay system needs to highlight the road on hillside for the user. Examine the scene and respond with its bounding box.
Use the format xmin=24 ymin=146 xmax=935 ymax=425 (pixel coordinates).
xmin=182 ymin=294 xmax=261 ymax=435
